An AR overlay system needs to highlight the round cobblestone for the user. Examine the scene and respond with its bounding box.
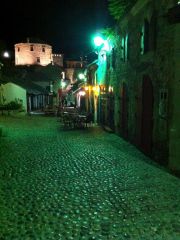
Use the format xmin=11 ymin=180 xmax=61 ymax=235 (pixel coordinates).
xmin=0 ymin=116 xmax=180 ymax=239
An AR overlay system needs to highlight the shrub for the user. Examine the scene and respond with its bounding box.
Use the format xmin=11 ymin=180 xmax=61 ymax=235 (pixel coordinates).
xmin=6 ymin=101 xmax=22 ymax=110
xmin=0 ymin=101 xmax=22 ymax=111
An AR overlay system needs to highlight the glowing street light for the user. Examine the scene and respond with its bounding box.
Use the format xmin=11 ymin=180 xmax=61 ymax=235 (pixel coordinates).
xmin=93 ymin=35 xmax=111 ymax=52
xmin=3 ymin=51 xmax=10 ymax=58
xmin=93 ymin=36 xmax=104 ymax=47
xmin=61 ymin=81 xmax=66 ymax=88
xmin=78 ymin=73 xmax=85 ymax=80
xmin=79 ymin=90 xmax=86 ymax=96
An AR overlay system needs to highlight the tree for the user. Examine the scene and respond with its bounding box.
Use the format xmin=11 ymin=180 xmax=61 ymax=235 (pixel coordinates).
xmin=108 ymin=0 xmax=137 ymax=20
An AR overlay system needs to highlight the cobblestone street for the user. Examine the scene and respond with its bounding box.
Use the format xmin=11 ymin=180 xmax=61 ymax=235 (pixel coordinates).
xmin=0 ymin=116 xmax=180 ymax=240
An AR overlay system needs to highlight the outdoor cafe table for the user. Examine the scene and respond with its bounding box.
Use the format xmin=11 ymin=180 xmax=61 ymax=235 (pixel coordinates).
xmin=62 ymin=112 xmax=87 ymax=128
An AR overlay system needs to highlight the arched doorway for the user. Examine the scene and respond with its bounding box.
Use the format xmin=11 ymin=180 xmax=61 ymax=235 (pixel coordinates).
xmin=141 ymin=75 xmax=154 ymax=155
xmin=121 ymin=83 xmax=128 ymax=138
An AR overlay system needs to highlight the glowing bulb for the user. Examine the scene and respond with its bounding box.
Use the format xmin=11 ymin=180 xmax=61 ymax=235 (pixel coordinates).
xmin=78 ymin=73 xmax=85 ymax=80
xmin=79 ymin=91 xmax=86 ymax=96
xmin=94 ymin=36 xmax=104 ymax=47
xmin=3 ymin=51 xmax=10 ymax=58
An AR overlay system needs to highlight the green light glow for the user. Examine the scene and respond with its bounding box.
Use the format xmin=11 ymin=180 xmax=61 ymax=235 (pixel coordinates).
xmin=97 ymin=54 xmax=107 ymax=85
xmin=94 ymin=36 xmax=104 ymax=47
xmin=102 ymin=40 xmax=110 ymax=52
xmin=78 ymin=73 xmax=85 ymax=80
xmin=93 ymin=35 xmax=111 ymax=52
xmin=61 ymin=82 xmax=66 ymax=88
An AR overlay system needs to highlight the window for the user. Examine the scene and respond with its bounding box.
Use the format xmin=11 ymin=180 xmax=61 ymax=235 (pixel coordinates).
xmin=140 ymin=19 xmax=150 ymax=54
xmin=120 ymin=34 xmax=129 ymax=61
xmin=140 ymin=26 xmax=144 ymax=55
xmin=30 ymin=45 xmax=34 ymax=51
xmin=120 ymin=37 xmax=125 ymax=61
xmin=144 ymin=19 xmax=150 ymax=53
xmin=37 ymin=57 xmax=40 ymax=63
xmin=160 ymin=90 xmax=168 ymax=101
xmin=159 ymin=89 xmax=168 ymax=118
xmin=149 ymin=12 xmax=157 ymax=51
xmin=17 ymin=47 xmax=20 ymax=52
xmin=125 ymin=34 xmax=129 ymax=60
xmin=42 ymin=46 xmax=45 ymax=52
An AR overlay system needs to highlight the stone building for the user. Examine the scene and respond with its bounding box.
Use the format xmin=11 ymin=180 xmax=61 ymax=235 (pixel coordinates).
xmin=52 ymin=54 xmax=64 ymax=67
xmin=65 ymin=59 xmax=87 ymax=83
xmin=95 ymin=0 xmax=180 ymax=173
xmin=15 ymin=39 xmax=53 ymax=66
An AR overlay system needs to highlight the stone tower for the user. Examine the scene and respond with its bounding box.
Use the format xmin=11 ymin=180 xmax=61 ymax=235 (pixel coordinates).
xmin=15 ymin=39 xmax=53 ymax=66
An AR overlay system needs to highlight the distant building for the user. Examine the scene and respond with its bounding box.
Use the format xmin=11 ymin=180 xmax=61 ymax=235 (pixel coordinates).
xmin=15 ymin=40 xmax=53 ymax=66
xmin=14 ymin=38 xmax=63 ymax=67
xmin=52 ymin=54 xmax=63 ymax=67
xmin=65 ymin=59 xmax=87 ymax=83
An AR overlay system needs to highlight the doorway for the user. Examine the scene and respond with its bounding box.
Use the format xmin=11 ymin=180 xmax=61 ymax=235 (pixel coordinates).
xmin=121 ymin=83 xmax=128 ymax=138
xmin=141 ymin=75 xmax=154 ymax=155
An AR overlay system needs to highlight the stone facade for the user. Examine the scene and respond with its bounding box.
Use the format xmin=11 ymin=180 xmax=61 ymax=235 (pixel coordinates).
xmin=95 ymin=0 xmax=180 ymax=173
xmin=65 ymin=60 xmax=87 ymax=83
xmin=52 ymin=54 xmax=63 ymax=67
xmin=15 ymin=42 xmax=53 ymax=66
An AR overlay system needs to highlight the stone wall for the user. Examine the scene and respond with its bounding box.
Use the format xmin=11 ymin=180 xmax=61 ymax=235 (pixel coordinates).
xmin=99 ymin=0 xmax=180 ymax=170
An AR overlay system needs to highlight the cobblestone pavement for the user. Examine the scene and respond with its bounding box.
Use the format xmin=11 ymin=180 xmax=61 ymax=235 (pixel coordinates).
xmin=0 ymin=116 xmax=180 ymax=240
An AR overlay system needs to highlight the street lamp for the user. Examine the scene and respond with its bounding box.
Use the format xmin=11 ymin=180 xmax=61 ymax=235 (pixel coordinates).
xmin=61 ymin=81 xmax=66 ymax=88
xmin=93 ymin=36 xmax=104 ymax=47
xmin=93 ymin=35 xmax=111 ymax=52
xmin=78 ymin=73 xmax=85 ymax=80
xmin=93 ymin=34 xmax=111 ymax=124
xmin=3 ymin=51 xmax=10 ymax=58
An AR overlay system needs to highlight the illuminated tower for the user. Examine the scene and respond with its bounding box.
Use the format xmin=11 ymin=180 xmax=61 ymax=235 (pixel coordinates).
xmin=15 ymin=39 xmax=53 ymax=66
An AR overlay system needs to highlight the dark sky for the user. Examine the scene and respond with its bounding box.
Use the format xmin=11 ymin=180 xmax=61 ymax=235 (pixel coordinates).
xmin=0 ymin=0 xmax=113 ymax=59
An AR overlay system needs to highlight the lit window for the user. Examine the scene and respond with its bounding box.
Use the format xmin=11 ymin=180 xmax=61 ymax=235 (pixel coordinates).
xmin=141 ymin=19 xmax=150 ymax=55
xmin=125 ymin=34 xmax=129 ymax=60
xmin=120 ymin=37 xmax=125 ymax=61
xmin=140 ymin=26 xmax=144 ymax=55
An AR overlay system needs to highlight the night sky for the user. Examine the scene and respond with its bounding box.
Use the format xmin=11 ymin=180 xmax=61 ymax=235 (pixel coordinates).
xmin=0 ymin=0 xmax=113 ymax=58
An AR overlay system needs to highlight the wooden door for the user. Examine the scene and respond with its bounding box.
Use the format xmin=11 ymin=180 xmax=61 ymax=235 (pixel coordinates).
xmin=141 ymin=76 xmax=153 ymax=155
